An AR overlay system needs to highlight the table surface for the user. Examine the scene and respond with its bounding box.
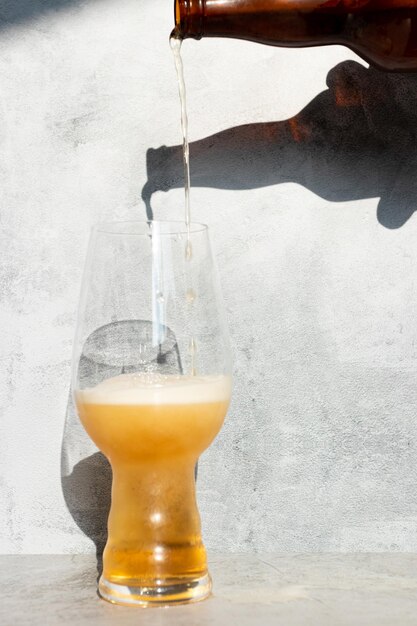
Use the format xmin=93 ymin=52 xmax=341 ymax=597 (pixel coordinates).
xmin=2 ymin=553 xmax=417 ymax=625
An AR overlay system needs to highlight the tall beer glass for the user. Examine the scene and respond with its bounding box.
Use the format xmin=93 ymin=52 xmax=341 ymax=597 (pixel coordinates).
xmin=72 ymin=221 xmax=232 ymax=606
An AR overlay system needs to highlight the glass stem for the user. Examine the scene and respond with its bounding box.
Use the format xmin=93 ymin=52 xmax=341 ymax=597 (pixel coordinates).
xmin=103 ymin=459 xmax=207 ymax=585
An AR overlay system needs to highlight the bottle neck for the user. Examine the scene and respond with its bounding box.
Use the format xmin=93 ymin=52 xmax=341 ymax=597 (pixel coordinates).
xmin=175 ymin=0 xmax=205 ymax=40
xmin=174 ymin=0 xmax=345 ymax=46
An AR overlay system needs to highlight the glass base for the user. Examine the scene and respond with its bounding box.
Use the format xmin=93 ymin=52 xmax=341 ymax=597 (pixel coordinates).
xmin=98 ymin=572 xmax=212 ymax=607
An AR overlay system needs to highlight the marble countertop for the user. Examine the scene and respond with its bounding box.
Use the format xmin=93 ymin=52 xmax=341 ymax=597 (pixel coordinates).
xmin=2 ymin=553 xmax=417 ymax=625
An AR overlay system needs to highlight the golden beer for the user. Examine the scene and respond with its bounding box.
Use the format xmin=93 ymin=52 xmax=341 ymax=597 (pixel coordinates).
xmin=76 ymin=373 xmax=231 ymax=605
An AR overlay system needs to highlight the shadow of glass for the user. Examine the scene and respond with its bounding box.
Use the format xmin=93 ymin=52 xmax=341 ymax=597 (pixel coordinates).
xmin=61 ymin=320 xmax=183 ymax=576
xmin=143 ymin=60 xmax=417 ymax=229
xmin=61 ymin=387 xmax=111 ymax=578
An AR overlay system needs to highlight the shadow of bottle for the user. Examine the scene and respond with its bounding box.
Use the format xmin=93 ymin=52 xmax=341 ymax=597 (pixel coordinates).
xmin=61 ymin=320 xmax=183 ymax=578
xmin=143 ymin=60 xmax=417 ymax=229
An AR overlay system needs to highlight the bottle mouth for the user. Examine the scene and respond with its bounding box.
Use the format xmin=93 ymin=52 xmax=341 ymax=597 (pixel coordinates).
xmin=173 ymin=0 xmax=204 ymax=40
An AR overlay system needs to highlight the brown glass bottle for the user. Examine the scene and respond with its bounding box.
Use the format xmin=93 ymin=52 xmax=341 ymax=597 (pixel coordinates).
xmin=174 ymin=0 xmax=417 ymax=71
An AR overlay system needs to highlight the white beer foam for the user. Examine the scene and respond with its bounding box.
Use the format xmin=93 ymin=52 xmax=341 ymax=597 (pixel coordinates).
xmin=78 ymin=373 xmax=232 ymax=405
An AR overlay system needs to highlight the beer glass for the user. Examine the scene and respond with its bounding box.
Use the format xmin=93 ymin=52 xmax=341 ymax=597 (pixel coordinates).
xmin=71 ymin=221 xmax=232 ymax=607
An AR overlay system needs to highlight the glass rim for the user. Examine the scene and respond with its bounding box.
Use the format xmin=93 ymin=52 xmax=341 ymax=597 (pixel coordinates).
xmin=92 ymin=220 xmax=209 ymax=236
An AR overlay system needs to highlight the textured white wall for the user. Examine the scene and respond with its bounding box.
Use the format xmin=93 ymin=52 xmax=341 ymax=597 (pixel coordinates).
xmin=1 ymin=0 xmax=417 ymax=554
